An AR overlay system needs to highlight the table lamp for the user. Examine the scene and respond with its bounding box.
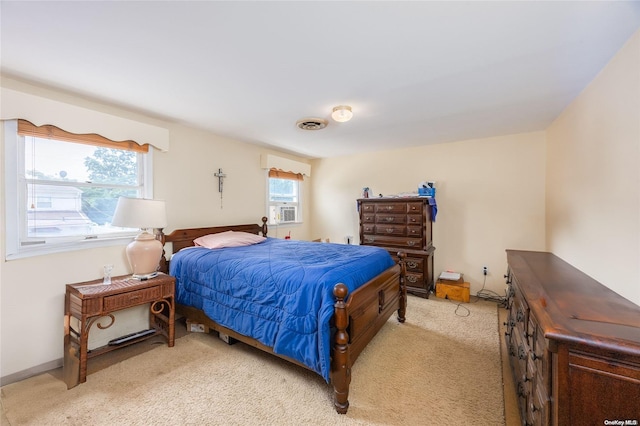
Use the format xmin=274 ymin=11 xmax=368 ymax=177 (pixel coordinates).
xmin=112 ymin=197 xmax=167 ymax=279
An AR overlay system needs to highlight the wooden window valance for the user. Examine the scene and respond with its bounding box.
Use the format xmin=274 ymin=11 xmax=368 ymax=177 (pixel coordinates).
xmin=268 ymin=168 xmax=304 ymax=181
xmin=17 ymin=119 xmax=149 ymax=153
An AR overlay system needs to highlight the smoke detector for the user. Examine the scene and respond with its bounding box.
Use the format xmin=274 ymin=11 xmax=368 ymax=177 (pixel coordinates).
xmin=296 ymin=117 xmax=328 ymax=130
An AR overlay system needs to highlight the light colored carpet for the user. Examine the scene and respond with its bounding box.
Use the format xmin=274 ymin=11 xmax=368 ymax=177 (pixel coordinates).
xmin=1 ymin=296 xmax=505 ymax=425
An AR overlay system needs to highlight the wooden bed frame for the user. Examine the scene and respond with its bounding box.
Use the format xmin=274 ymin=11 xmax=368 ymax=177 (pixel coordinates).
xmin=159 ymin=217 xmax=407 ymax=414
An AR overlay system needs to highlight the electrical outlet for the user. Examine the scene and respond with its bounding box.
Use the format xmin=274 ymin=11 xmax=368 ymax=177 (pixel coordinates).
xmin=483 ymin=266 xmax=488 ymax=276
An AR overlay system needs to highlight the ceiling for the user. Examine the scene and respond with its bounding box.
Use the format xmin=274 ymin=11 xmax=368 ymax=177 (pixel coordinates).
xmin=1 ymin=1 xmax=639 ymax=159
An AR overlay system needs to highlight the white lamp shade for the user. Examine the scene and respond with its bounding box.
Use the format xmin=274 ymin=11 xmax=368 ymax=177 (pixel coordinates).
xmin=112 ymin=197 xmax=167 ymax=229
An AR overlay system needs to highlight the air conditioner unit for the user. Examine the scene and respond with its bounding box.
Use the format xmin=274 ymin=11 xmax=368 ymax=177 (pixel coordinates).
xmin=278 ymin=205 xmax=297 ymax=223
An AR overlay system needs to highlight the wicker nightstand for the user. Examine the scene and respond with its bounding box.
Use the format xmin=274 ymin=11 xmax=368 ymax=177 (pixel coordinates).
xmin=63 ymin=272 xmax=175 ymax=388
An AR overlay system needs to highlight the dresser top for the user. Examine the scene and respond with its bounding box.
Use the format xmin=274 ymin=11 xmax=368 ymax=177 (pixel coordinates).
xmin=357 ymin=197 xmax=429 ymax=202
xmin=506 ymin=250 xmax=640 ymax=354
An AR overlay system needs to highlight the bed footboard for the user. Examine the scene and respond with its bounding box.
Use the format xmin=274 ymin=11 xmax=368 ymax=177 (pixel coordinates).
xmin=331 ymin=252 xmax=407 ymax=414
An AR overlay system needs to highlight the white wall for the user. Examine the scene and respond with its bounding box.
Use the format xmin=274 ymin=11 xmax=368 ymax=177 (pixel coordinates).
xmin=546 ymin=30 xmax=640 ymax=305
xmin=0 ymin=77 xmax=311 ymax=381
xmin=309 ymin=132 xmax=547 ymax=297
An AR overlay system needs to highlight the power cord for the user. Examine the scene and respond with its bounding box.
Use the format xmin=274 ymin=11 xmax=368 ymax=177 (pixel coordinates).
xmin=473 ymin=275 xmax=507 ymax=307
xmin=447 ymin=296 xmax=471 ymax=317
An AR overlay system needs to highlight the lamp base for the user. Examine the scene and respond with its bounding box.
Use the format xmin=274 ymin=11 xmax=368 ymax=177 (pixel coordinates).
xmin=126 ymin=231 xmax=163 ymax=278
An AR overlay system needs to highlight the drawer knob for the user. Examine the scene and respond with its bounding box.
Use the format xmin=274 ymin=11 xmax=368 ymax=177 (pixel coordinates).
xmin=407 ymin=261 xmax=418 ymax=269
xmin=518 ymin=346 xmax=527 ymax=360
xmin=406 ymin=276 xmax=418 ymax=283
xmin=407 ymin=241 xmax=416 ymax=246
xmin=386 ymin=228 xmax=394 ymax=233
xmin=385 ymin=217 xmax=394 ymax=222
xmin=365 ymin=238 xmax=375 ymax=243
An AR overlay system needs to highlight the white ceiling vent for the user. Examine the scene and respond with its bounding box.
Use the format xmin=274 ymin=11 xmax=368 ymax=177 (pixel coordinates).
xmin=296 ymin=118 xmax=327 ymax=130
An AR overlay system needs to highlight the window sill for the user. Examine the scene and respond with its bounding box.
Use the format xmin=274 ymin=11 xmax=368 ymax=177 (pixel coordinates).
xmin=5 ymin=235 xmax=137 ymax=261
xmin=268 ymin=222 xmax=303 ymax=227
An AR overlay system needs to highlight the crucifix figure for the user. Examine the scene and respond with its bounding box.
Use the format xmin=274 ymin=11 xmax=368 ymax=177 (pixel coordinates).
xmin=214 ymin=168 xmax=227 ymax=208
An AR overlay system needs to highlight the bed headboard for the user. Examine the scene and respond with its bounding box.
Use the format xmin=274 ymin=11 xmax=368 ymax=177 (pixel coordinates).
xmin=158 ymin=216 xmax=268 ymax=273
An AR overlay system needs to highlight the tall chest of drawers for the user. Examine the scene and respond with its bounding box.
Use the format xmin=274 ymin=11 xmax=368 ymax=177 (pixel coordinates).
xmin=358 ymin=198 xmax=435 ymax=298
xmin=505 ymin=250 xmax=640 ymax=425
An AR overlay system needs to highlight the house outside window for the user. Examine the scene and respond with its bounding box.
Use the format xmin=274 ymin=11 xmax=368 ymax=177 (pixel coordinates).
xmin=4 ymin=119 xmax=153 ymax=259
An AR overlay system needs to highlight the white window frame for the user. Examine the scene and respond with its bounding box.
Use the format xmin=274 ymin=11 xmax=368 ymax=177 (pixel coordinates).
xmin=3 ymin=120 xmax=154 ymax=260
xmin=266 ymin=170 xmax=303 ymax=226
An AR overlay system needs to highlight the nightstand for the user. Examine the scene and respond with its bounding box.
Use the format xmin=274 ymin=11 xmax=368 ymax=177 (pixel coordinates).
xmin=63 ymin=272 xmax=175 ymax=388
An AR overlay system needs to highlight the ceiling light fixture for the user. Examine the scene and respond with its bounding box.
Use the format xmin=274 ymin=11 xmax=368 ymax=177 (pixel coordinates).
xmin=331 ymin=105 xmax=353 ymax=123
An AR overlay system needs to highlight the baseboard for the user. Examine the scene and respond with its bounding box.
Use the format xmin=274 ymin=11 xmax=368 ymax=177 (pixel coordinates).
xmin=0 ymin=358 xmax=62 ymax=387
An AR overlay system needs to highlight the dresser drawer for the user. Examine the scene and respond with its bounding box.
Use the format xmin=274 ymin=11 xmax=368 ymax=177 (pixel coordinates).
xmin=375 ymin=224 xmax=406 ymax=236
xmin=405 ymin=257 xmax=424 ymax=272
xmin=406 ymin=202 xmax=423 ymax=213
xmin=375 ymin=214 xmax=406 ymax=224
xmin=362 ymin=234 xmax=423 ymax=249
xmin=405 ymin=272 xmax=424 ymax=289
xmin=529 ymin=379 xmax=550 ymax=426
xmin=361 ymin=203 xmax=375 ymax=212
xmin=362 ymin=223 xmax=375 ymax=233
xmin=407 ymin=226 xmax=422 ymax=237
xmin=375 ymin=203 xmax=406 ymax=213
xmin=407 ymin=214 xmax=422 ymax=225
xmin=104 ymin=286 xmax=161 ymax=311
xmin=362 ymin=213 xmax=376 ymax=223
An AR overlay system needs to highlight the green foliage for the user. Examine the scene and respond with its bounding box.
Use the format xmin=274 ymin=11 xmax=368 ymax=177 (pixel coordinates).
xmin=82 ymin=148 xmax=138 ymax=225
xmin=84 ymin=148 xmax=138 ymax=185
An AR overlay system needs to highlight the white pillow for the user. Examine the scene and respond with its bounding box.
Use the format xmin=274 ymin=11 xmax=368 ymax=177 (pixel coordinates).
xmin=193 ymin=231 xmax=266 ymax=249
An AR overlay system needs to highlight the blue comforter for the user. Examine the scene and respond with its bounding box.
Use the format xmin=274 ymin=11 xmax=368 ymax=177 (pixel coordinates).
xmin=170 ymin=237 xmax=395 ymax=381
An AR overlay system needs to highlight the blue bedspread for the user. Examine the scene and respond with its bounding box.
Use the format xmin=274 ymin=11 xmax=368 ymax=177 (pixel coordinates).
xmin=170 ymin=237 xmax=395 ymax=381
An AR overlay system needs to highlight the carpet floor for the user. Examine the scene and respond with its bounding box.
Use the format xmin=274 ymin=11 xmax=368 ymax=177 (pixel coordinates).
xmin=1 ymin=296 xmax=505 ymax=425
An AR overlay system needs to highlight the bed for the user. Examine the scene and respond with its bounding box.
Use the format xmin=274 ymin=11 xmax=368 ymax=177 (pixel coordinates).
xmin=159 ymin=217 xmax=407 ymax=414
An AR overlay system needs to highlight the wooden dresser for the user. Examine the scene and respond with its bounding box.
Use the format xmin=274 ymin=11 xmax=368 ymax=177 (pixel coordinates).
xmin=358 ymin=198 xmax=435 ymax=298
xmin=505 ymin=250 xmax=640 ymax=425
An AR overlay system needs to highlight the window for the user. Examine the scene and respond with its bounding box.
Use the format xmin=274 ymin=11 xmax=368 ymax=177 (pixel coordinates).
xmin=4 ymin=119 xmax=153 ymax=259
xmin=267 ymin=169 xmax=303 ymax=225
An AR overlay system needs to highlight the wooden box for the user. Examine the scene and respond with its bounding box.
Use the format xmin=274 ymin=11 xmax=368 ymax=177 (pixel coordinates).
xmin=186 ymin=320 xmax=210 ymax=333
xmin=435 ymin=281 xmax=470 ymax=303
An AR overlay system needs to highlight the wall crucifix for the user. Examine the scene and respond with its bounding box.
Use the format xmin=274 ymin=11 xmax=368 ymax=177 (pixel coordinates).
xmin=214 ymin=168 xmax=227 ymax=209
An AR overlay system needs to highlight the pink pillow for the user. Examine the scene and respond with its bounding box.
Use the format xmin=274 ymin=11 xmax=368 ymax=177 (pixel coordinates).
xmin=193 ymin=231 xmax=266 ymax=249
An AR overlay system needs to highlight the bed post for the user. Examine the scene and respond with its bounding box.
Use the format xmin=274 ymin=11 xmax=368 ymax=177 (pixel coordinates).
xmin=397 ymin=251 xmax=407 ymax=323
xmin=332 ymin=283 xmax=350 ymax=414
xmin=157 ymin=228 xmax=168 ymax=274
xmin=261 ymin=216 xmax=268 ymax=237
